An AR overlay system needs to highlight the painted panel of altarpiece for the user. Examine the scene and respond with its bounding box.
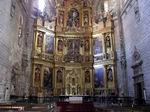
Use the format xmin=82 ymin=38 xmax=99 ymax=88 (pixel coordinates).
xmin=94 ymin=66 xmax=104 ymax=88
xmin=93 ymin=37 xmax=103 ymax=55
xmin=43 ymin=67 xmax=53 ymax=91
xmin=45 ymin=35 xmax=54 ymax=54
xmin=67 ymin=8 xmax=80 ymax=28
xmin=64 ymin=39 xmax=81 ymax=62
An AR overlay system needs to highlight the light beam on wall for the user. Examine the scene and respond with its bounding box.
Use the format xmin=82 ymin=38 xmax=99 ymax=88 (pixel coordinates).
xmin=38 ymin=0 xmax=45 ymax=12
xmin=94 ymin=64 xmax=103 ymax=68
xmin=104 ymin=1 xmax=109 ymax=12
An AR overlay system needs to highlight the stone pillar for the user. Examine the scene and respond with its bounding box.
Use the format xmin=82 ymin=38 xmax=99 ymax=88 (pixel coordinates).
xmin=0 ymin=80 xmax=11 ymax=101
xmin=116 ymin=0 xmax=128 ymax=96
xmin=0 ymin=80 xmax=5 ymax=101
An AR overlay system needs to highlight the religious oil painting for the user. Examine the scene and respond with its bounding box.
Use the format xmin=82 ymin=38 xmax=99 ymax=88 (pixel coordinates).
xmin=94 ymin=66 xmax=104 ymax=88
xmin=67 ymin=8 xmax=80 ymax=27
xmin=43 ymin=67 xmax=53 ymax=91
xmin=93 ymin=37 xmax=103 ymax=55
xmin=45 ymin=34 xmax=54 ymax=54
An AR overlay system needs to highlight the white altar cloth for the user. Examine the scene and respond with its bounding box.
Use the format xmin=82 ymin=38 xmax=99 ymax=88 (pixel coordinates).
xmin=69 ymin=96 xmax=83 ymax=103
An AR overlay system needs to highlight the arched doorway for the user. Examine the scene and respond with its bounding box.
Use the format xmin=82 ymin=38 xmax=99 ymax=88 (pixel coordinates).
xmin=131 ymin=47 xmax=145 ymax=104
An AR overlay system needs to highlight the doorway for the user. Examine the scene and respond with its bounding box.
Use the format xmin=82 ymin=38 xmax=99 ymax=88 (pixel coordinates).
xmin=136 ymin=82 xmax=144 ymax=104
xmin=136 ymin=83 xmax=143 ymax=99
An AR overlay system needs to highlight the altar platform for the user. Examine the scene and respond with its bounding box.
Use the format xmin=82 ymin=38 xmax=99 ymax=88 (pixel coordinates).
xmin=57 ymin=101 xmax=94 ymax=112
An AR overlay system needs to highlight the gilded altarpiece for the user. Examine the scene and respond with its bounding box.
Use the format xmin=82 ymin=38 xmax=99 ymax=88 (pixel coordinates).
xmin=32 ymin=0 xmax=117 ymax=97
xmin=93 ymin=12 xmax=117 ymax=96
xmin=31 ymin=17 xmax=55 ymax=97
xmin=55 ymin=0 xmax=93 ymax=96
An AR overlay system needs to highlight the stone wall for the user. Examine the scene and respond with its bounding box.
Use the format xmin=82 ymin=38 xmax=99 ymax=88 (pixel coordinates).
xmin=114 ymin=18 xmax=123 ymax=96
xmin=0 ymin=0 xmax=33 ymax=100
xmin=0 ymin=0 xmax=13 ymax=101
xmin=121 ymin=0 xmax=150 ymax=100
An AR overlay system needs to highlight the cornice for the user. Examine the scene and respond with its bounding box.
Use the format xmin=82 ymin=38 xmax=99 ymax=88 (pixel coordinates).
xmin=121 ymin=0 xmax=133 ymax=16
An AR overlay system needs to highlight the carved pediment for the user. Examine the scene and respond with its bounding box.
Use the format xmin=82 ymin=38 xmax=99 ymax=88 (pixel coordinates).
xmin=133 ymin=48 xmax=140 ymax=61
xmin=132 ymin=46 xmax=142 ymax=67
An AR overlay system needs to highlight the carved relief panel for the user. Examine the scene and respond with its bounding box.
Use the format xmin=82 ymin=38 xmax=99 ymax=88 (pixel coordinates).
xmin=65 ymin=69 xmax=82 ymax=96
xmin=64 ymin=39 xmax=81 ymax=62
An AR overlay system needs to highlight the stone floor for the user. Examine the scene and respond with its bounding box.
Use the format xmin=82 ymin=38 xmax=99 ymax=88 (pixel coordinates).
xmin=0 ymin=103 xmax=150 ymax=112
xmin=95 ymin=105 xmax=150 ymax=112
